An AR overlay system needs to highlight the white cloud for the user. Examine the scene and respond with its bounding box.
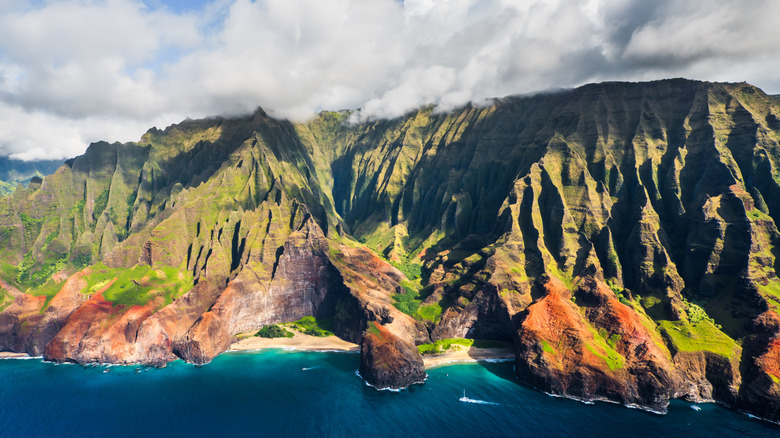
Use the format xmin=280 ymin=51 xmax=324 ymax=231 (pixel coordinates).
xmin=1 ymin=0 xmax=780 ymax=160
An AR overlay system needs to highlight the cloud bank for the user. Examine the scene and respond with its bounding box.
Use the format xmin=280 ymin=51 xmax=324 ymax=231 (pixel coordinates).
xmin=1 ymin=0 xmax=779 ymax=160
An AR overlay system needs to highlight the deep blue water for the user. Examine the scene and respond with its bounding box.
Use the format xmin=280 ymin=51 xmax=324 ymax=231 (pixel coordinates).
xmin=1 ymin=350 xmax=778 ymax=437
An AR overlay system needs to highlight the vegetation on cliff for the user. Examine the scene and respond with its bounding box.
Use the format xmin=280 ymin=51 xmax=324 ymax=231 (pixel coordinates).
xmin=255 ymin=325 xmax=294 ymax=339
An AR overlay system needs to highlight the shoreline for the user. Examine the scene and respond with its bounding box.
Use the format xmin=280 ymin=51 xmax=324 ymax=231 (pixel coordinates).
xmin=423 ymin=346 xmax=515 ymax=368
xmin=229 ymin=332 xmax=360 ymax=353
xmin=229 ymin=333 xmax=515 ymax=369
xmin=0 ymin=352 xmax=31 ymax=359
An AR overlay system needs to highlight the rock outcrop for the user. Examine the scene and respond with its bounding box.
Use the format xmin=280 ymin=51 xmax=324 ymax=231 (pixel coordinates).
xmin=359 ymin=322 xmax=426 ymax=389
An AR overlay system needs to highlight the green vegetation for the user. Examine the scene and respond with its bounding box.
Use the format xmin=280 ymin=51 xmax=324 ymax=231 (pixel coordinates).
xmin=367 ymin=321 xmax=382 ymax=337
xmin=80 ymin=263 xmax=193 ymax=307
xmin=15 ymin=252 xmax=68 ymax=291
xmin=417 ymin=302 xmax=443 ymax=321
xmin=287 ymin=316 xmax=333 ymax=337
xmin=606 ymin=280 xmax=631 ymax=306
xmin=746 ymin=208 xmax=773 ymax=222
xmin=606 ymin=333 xmax=622 ymax=350
xmin=0 ymin=262 xmax=21 ymax=289
xmin=19 ymin=213 xmax=44 ymax=245
xmin=657 ymin=319 xmax=740 ymax=359
xmin=585 ymin=343 xmax=624 ymax=371
xmin=541 ymin=339 xmax=557 ymax=354
xmin=25 ymin=278 xmax=65 ymax=311
xmin=685 ymin=301 xmax=717 ymax=326
xmin=472 ymin=339 xmax=510 ymax=349
xmin=255 ymin=324 xmax=294 ymax=338
xmin=639 ymin=295 xmax=661 ymax=310
xmin=391 ymin=282 xmax=443 ymax=322
xmin=389 ymin=258 xmax=422 ymax=280
xmin=73 ymin=253 xmax=92 ymax=270
xmin=0 ymin=180 xmax=16 ymax=197
xmin=759 ymin=280 xmax=780 ymax=306
xmin=586 ymin=325 xmax=625 ymax=371
xmin=0 ymin=288 xmax=11 ymax=312
xmin=417 ymin=338 xmax=474 ymax=355
xmin=74 ymin=199 xmax=85 ymax=218
xmin=392 ymin=285 xmax=421 ymax=316
xmin=0 ymin=226 xmax=12 ymax=247
xmin=547 ymin=261 xmax=575 ymax=291
xmin=92 ymin=190 xmax=109 ymax=222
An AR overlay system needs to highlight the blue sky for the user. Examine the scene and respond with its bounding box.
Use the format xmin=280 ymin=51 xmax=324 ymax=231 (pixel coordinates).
xmin=145 ymin=0 xmax=212 ymax=13
xmin=1 ymin=0 xmax=779 ymax=160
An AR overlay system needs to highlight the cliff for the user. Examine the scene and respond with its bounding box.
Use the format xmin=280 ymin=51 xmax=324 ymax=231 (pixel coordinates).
xmin=2 ymin=79 xmax=780 ymax=420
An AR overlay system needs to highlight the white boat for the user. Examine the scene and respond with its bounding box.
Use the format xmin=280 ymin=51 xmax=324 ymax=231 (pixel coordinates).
xmin=691 ymin=405 xmax=701 ymax=411
xmin=459 ymin=389 xmax=467 ymax=402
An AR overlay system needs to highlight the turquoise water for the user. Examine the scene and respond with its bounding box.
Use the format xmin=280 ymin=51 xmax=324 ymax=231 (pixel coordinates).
xmin=1 ymin=350 xmax=778 ymax=437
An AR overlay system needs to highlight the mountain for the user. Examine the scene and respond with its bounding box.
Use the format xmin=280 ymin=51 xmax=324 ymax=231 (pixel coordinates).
xmin=0 ymin=158 xmax=65 ymax=196
xmin=2 ymin=79 xmax=780 ymax=422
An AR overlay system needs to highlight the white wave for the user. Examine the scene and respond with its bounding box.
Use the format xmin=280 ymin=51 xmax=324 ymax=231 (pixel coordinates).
xmin=354 ymin=370 xmax=427 ymax=391
xmin=0 ymin=355 xmax=42 ymax=360
xmin=479 ymin=358 xmax=514 ymax=363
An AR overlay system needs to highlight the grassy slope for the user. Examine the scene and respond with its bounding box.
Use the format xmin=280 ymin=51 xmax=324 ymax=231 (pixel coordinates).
xmin=81 ymin=263 xmax=193 ymax=307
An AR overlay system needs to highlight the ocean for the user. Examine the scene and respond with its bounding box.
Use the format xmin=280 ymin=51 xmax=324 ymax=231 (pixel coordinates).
xmin=1 ymin=350 xmax=778 ymax=437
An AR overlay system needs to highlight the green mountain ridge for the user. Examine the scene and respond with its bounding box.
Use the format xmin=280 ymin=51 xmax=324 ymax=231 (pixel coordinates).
xmin=2 ymin=78 xmax=780 ymax=422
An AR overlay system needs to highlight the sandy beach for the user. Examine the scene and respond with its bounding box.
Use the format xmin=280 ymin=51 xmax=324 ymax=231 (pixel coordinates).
xmin=229 ymin=332 xmax=360 ymax=352
xmin=3 ymin=336 xmax=513 ymax=367
xmin=423 ymin=346 xmax=514 ymax=368
xmin=230 ymin=332 xmax=513 ymax=368
xmin=0 ymin=352 xmax=30 ymax=359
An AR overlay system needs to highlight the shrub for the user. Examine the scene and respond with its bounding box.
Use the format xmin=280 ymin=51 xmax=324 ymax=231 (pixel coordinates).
xmin=255 ymin=325 xmax=294 ymax=338
xmin=417 ymin=338 xmax=475 ymax=355
xmin=289 ymin=316 xmax=334 ymax=337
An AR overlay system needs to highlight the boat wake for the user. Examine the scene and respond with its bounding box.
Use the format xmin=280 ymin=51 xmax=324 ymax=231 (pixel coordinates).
xmin=459 ymin=396 xmax=500 ymax=405
xmin=459 ymin=390 xmax=500 ymax=405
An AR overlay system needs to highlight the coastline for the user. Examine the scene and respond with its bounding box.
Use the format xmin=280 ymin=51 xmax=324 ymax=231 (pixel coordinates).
xmin=423 ymin=346 xmax=515 ymax=368
xmin=229 ymin=332 xmax=360 ymax=352
xmin=0 ymin=352 xmax=30 ymax=359
xmin=229 ymin=333 xmax=514 ymax=369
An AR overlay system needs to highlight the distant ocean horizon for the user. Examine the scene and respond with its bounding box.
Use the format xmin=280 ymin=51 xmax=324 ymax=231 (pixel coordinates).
xmin=1 ymin=350 xmax=778 ymax=437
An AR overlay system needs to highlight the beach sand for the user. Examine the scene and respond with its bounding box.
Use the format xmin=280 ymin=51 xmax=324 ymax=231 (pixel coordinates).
xmin=229 ymin=332 xmax=513 ymax=369
xmin=423 ymin=346 xmax=514 ymax=368
xmin=229 ymin=332 xmax=360 ymax=352
xmin=3 ymin=337 xmax=513 ymax=367
xmin=0 ymin=352 xmax=30 ymax=359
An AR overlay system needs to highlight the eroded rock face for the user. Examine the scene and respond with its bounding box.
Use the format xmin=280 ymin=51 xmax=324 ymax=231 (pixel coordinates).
xmin=178 ymin=219 xmax=340 ymax=363
xmin=673 ymin=351 xmax=740 ymax=405
xmin=45 ymin=290 xmax=158 ymax=364
xmin=736 ymin=311 xmax=780 ymax=420
xmin=515 ymin=277 xmax=666 ymax=409
xmin=359 ymin=322 xmax=426 ymax=389
xmin=0 ymin=273 xmax=88 ymax=356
